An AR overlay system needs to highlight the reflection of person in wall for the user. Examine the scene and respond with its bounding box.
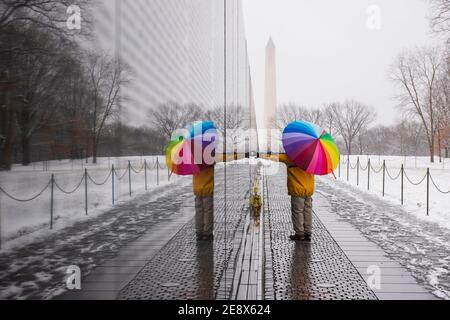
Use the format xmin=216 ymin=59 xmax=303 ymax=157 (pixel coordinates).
xmin=193 ymin=153 xmax=238 ymax=241
xmin=193 ymin=165 xmax=215 ymax=241
xmin=195 ymin=239 xmax=214 ymax=299
xmin=262 ymin=153 xmax=315 ymax=242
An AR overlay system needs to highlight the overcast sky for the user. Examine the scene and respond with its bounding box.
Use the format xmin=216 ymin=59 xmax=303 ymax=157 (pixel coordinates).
xmin=242 ymin=0 xmax=442 ymax=128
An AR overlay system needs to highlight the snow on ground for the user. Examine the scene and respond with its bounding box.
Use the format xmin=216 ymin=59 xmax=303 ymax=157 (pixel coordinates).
xmin=0 ymin=181 xmax=193 ymax=299
xmin=336 ymin=155 xmax=450 ymax=230
xmin=0 ymin=156 xmax=187 ymax=250
xmin=317 ymin=177 xmax=450 ymax=299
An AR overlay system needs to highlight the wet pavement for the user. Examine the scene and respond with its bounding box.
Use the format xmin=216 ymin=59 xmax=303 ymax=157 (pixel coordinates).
xmin=0 ymin=182 xmax=192 ymax=299
xmin=262 ymin=168 xmax=377 ymax=300
xmin=119 ymin=165 xmax=250 ymax=300
xmin=317 ymin=177 xmax=450 ymax=299
xmin=0 ymin=162 xmax=441 ymax=300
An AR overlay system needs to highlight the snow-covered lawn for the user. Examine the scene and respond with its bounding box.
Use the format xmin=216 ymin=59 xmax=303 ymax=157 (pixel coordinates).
xmin=336 ymin=155 xmax=450 ymax=230
xmin=0 ymin=156 xmax=187 ymax=250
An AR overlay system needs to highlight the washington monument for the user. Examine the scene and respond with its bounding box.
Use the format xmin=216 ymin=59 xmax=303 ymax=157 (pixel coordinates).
xmin=264 ymin=37 xmax=277 ymax=150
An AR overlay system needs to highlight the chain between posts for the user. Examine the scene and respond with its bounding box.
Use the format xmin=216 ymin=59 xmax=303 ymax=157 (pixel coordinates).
xmin=0 ymin=157 xmax=163 ymax=233
xmin=337 ymin=157 xmax=450 ymax=216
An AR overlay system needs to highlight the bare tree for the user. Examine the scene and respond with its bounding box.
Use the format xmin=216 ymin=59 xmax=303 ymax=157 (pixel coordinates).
xmin=147 ymin=102 xmax=204 ymax=142
xmin=0 ymin=71 xmax=17 ymax=170
xmin=10 ymin=28 xmax=79 ymax=165
xmin=391 ymin=47 xmax=443 ymax=162
xmin=430 ymin=0 xmax=450 ymax=39
xmin=275 ymin=103 xmax=310 ymax=129
xmin=331 ymin=100 xmax=376 ymax=155
xmin=208 ymin=105 xmax=249 ymax=153
xmin=0 ymin=0 xmax=94 ymax=37
xmin=321 ymin=103 xmax=338 ymax=135
xmin=57 ymin=59 xmax=93 ymax=159
xmin=356 ymin=129 xmax=369 ymax=155
xmin=304 ymin=108 xmax=323 ymax=127
xmin=86 ymin=52 xmax=130 ymax=163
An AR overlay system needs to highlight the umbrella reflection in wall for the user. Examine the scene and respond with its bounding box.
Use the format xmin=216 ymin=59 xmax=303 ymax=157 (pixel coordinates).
xmin=166 ymin=121 xmax=219 ymax=176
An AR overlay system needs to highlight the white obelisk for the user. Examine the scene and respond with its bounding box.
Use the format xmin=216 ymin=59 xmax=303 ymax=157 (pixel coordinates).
xmin=264 ymin=37 xmax=277 ymax=151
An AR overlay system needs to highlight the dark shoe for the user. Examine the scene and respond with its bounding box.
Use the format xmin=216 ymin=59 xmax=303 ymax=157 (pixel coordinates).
xmin=196 ymin=234 xmax=204 ymax=241
xmin=304 ymin=234 xmax=312 ymax=242
xmin=289 ymin=234 xmax=305 ymax=241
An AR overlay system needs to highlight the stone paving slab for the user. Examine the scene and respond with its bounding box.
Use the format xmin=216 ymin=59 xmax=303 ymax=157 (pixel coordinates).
xmin=262 ymin=164 xmax=437 ymax=300
xmin=56 ymin=163 xmax=439 ymax=300
xmin=262 ymin=167 xmax=378 ymax=300
xmin=118 ymin=165 xmax=252 ymax=300
xmin=314 ymin=191 xmax=437 ymax=300
xmin=58 ymin=197 xmax=194 ymax=300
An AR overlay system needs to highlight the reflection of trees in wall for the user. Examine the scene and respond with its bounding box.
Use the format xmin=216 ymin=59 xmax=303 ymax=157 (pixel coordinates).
xmin=147 ymin=102 xmax=205 ymax=143
xmin=0 ymin=0 xmax=96 ymax=169
xmin=208 ymin=105 xmax=249 ymax=153
xmin=86 ymin=51 xmax=130 ymax=164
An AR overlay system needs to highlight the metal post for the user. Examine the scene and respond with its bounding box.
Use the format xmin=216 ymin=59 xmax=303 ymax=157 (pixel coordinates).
xmin=346 ymin=155 xmax=350 ymax=182
xmin=401 ymin=164 xmax=404 ymax=205
xmin=426 ymin=168 xmax=430 ymax=216
xmin=50 ymin=174 xmax=54 ymax=230
xmin=84 ymin=169 xmax=88 ymax=216
xmin=367 ymin=158 xmax=371 ymax=191
xmin=156 ymin=158 xmax=160 ymax=186
xmin=128 ymin=160 xmax=132 ymax=197
xmin=382 ymin=160 xmax=386 ymax=197
xmin=112 ymin=165 xmax=115 ymax=206
xmin=167 ymin=167 xmax=170 ymax=182
xmin=144 ymin=159 xmax=148 ymax=191
xmin=357 ymin=157 xmax=360 ymax=186
xmin=338 ymin=156 xmax=341 ymax=178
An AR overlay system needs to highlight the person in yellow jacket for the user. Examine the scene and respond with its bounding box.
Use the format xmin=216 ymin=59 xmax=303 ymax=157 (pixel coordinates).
xmin=193 ymin=153 xmax=238 ymax=241
xmin=262 ymin=153 xmax=315 ymax=241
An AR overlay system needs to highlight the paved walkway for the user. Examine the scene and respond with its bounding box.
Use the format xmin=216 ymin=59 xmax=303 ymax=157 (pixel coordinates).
xmin=263 ymin=166 xmax=437 ymax=300
xmin=56 ymin=162 xmax=438 ymax=300
xmin=59 ymin=164 xmax=251 ymax=300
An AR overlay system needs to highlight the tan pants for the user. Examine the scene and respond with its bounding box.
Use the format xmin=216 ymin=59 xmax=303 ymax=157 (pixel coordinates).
xmin=291 ymin=196 xmax=313 ymax=236
xmin=195 ymin=196 xmax=214 ymax=236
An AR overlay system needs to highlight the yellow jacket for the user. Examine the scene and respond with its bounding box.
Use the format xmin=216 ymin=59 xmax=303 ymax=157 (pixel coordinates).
xmin=264 ymin=153 xmax=315 ymax=197
xmin=192 ymin=153 xmax=241 ymax=197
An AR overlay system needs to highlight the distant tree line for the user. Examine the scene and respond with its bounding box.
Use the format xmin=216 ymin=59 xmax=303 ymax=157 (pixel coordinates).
xmin=0 ymin=1 xmax=253 ymax=171
xmin=275 ymin=102 xmax=431 ymax=158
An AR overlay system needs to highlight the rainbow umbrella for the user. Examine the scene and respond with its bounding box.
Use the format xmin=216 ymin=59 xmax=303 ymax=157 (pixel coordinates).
xmin=282 ymin=121 xmax=340 ymax=176
xmin=166 ymin=121 xmax=218 ymax=176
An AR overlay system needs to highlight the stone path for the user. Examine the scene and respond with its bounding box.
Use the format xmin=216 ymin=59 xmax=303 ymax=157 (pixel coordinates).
xmin=2 ymin=161 xmax=435 ymax=300
xmin=0 ymin=182 xmax=191 ymax=300
xmin=263 ymin=165 xmax=438 ymax=300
